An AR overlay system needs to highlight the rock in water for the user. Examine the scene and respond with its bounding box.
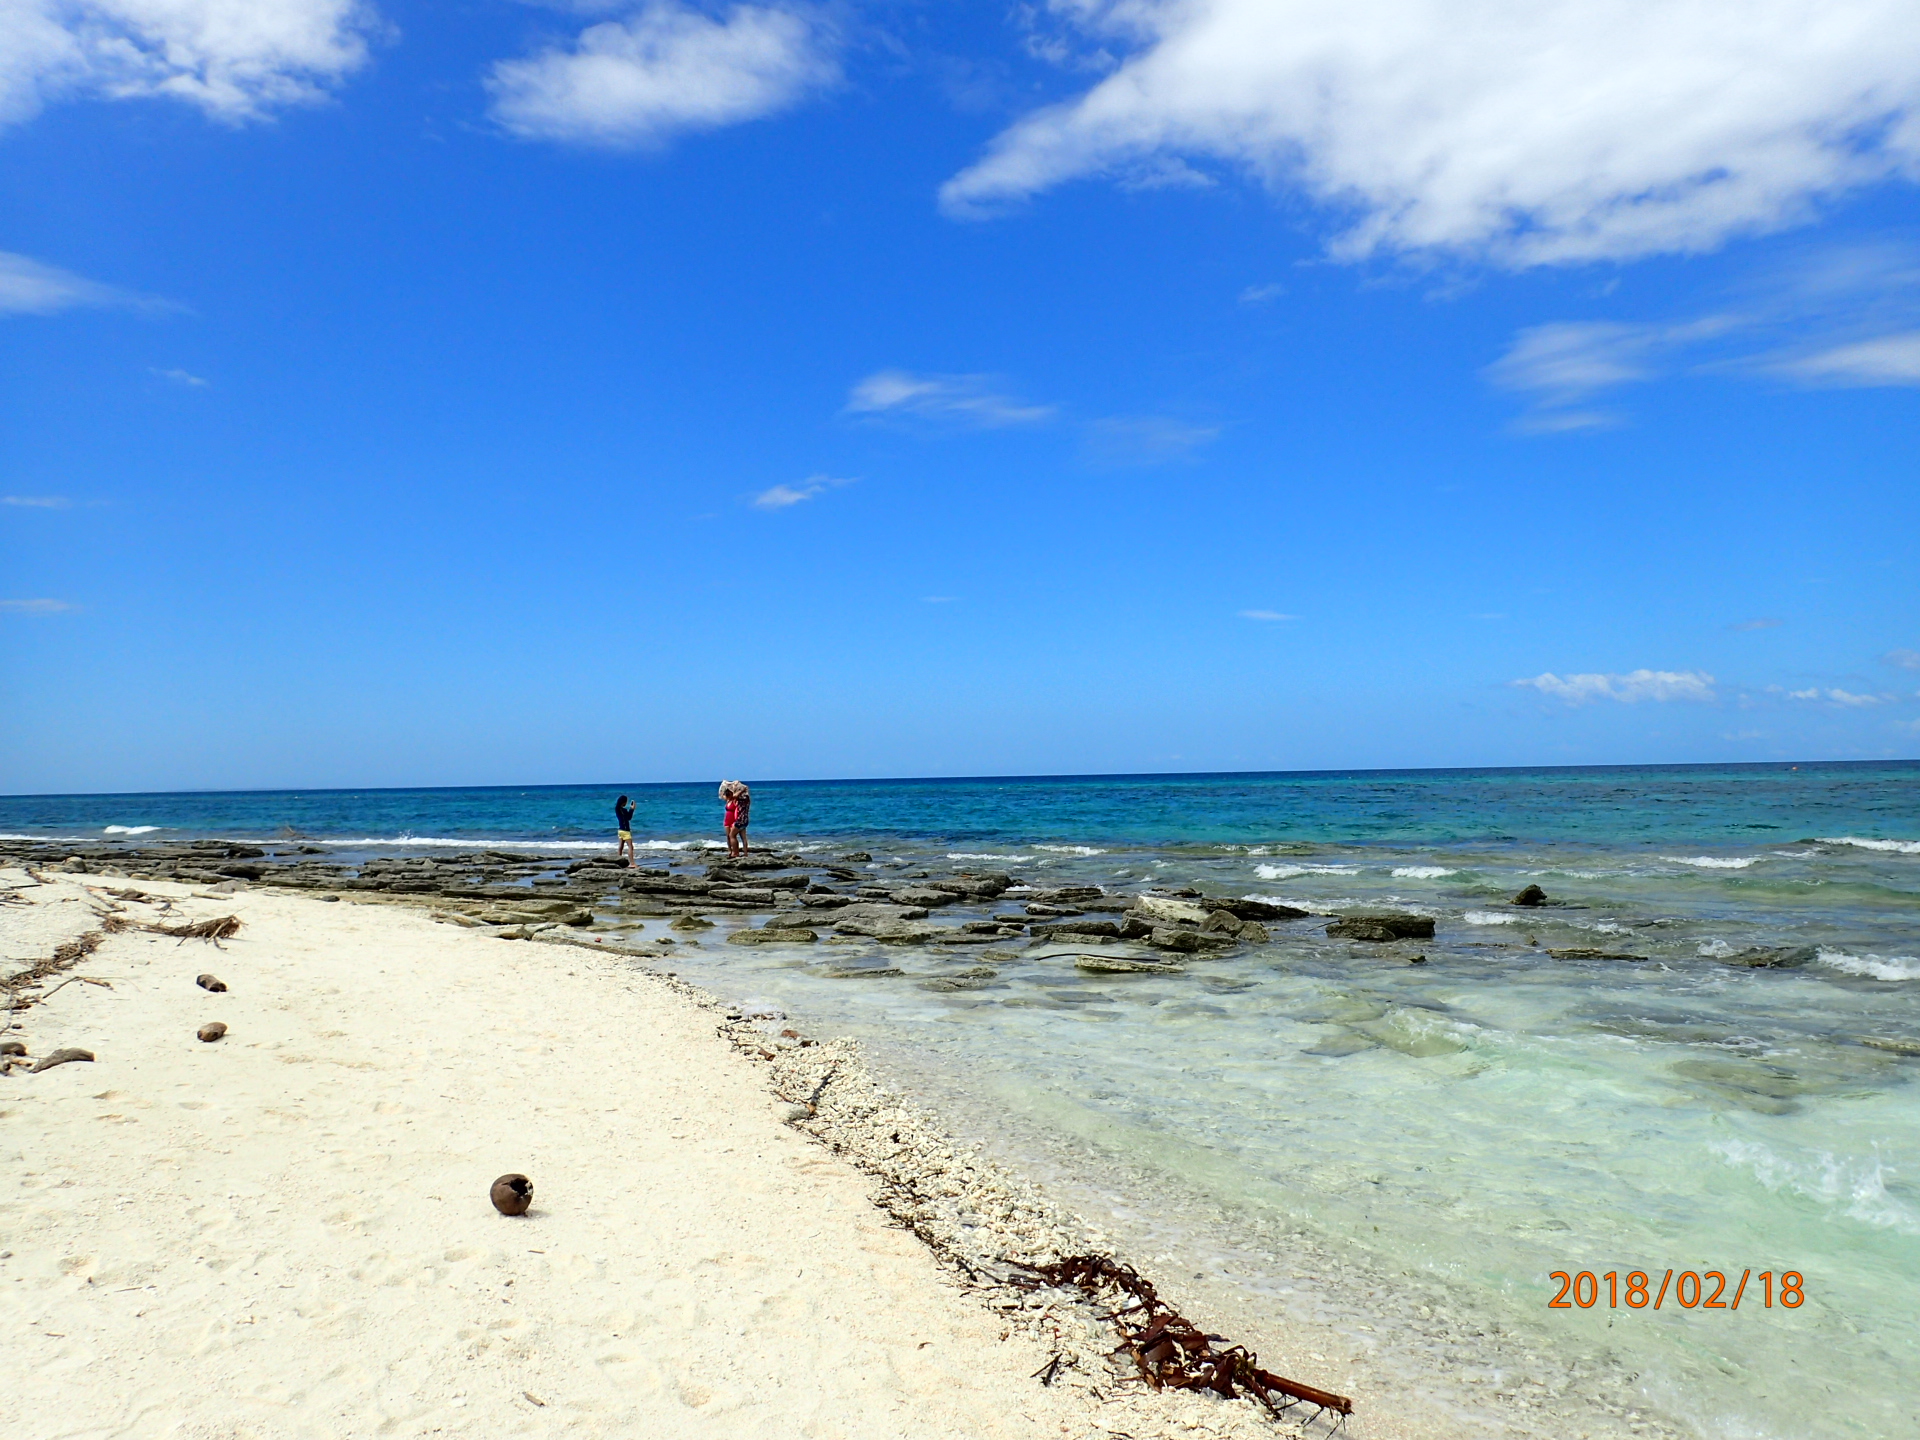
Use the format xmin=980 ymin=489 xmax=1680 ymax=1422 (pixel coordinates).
xmin=29 ymin=1047 xmax=94 ymax=1072
xmin=668 ymin=915 xmax=714 ymax=931
xmin=197 ymin=1022 xmax=227 ymax=1042
xmin=1326 ymin=913 xmax=1436 ymax=942
xmin=491 ymin=1173 xmax=533 ymax=1216
xmin=196 ymin=973 xmax=227 ymax=992
xmin=1512 ymin=885 xmax=1547 ymax=906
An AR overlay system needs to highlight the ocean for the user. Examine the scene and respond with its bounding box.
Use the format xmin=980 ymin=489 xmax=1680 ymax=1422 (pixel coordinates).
xmin=6 ymin=761 xmax=1917 ymax=1438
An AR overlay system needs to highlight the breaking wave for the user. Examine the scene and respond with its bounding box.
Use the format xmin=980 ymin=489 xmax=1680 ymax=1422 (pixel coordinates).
xmin=1817 ymin=948 xmax=1920 ymax=981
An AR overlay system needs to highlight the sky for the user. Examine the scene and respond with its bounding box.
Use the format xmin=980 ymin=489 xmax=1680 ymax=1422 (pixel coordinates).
xmin=2 ymin=0 xmax=1918 ymax=794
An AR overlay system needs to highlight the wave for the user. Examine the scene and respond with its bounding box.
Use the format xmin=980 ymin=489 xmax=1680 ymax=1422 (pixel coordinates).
xmin=1663 ymin=855 xmax=1757 ymax=869
xmin=1034 ymin=845 xmax=1108 ymax=856
xmin=1464 ymin=910 xmax=1519 ymax=925
xmin=947 ymin=852 xmax=1035 ymax=862
xmin=1711 ymin=1139 xmax=1917 ymax=1234
xmin=1821 ymin=836 xmax=1920 ymax=855
xmin=102 ymin=825 xmax=162 ymax=835
xmin=1817 ymin=947 xmax=1920 ymax=981
xmin=1390 ymin=866 xmax=1456 ymax=879
xmin=1254 ymin=863 xmax=1360 ymax=880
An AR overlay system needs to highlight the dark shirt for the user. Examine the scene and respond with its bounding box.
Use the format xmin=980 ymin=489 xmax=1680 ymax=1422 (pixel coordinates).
xmin=615 ymin=800 xmax=635 ymax=832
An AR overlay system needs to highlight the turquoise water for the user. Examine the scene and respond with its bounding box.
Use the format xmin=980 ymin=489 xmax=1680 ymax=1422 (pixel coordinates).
xmin=6 ymin=763 xmax=1918 ymax=1437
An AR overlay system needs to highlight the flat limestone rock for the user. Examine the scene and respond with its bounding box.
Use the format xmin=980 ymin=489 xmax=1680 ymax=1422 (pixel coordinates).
xmin=1073 ymin=955 xmax=1186 ymax=975
xmin=1327 ymin=913 xmax=1435 ymax=942
xmin=1860 ymin=1036 xmax=1920 ymax=1057
xmin=1717 ymin=946 xmax=1816 ymax=968
xmin=1548 ymin=947 xmax=1651 ymax=962
xmin=1130 ymin=895 xmax=1210 ymax=927
xmin=729 ymin=927 xmax=817 ymax=945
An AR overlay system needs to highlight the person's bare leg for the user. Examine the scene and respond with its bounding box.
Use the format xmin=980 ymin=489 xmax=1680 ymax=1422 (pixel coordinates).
xmin=739 ymin=825 xmax=750 ymax=854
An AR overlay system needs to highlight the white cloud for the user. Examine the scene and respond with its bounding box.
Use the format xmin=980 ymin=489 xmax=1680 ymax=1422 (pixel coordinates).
xmin=1885 ymin=648 xmax=1920 ymax=671
xmin=943 ymin=0 xmax=1920 ymax=267
xmin=1730 ymin=618 xmax=1784 ymax=631
xmin=1775 ymin=331 xmax=1920 ymax=386
xmin=488 ymin=3 xmax=836 ymax=147
xmin=1085 ymin=414 xmax=1218 ymax=465
xmin=1787 ymin=687 xmax=1821 ymax=700
xmin=1826 ymin=688 xmax=1891 ymax=706
xmin=0 ymin=251 xmax=152 ymax=315
xmin=0 ymin=0 xmax=375 ymax=127
xmin=152 ymin=367 xmax=208 ymax=386
xmin=1238 ymin=281 xmax=1285 ymax=304
xmin=1514 ymin=670 xmax=1718 ymax=704
xmin=0 ymin=598 xmax=75 ymax=613
xmin=845 ymin=369 xmax=1056 ymax=427
xmin=2 ymin=494 xmax=70 ymax=507
xmin=1238 ymin=609 xmax=1297 ymax=622
xmin=750 ymin=473 xmax=851 ymax=509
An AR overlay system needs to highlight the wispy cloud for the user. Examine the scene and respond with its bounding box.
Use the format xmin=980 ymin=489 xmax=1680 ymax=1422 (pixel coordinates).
xmin=0 ymin=251 xmax=162 ymax=316
xmin=1885 ymin=648 xmax=1920 ymax=671
xmin=1774 ymin=331 xmax=1920 ymax=387
xmin=0 ymin=598 xmax=75 ymax=614
xmin=846 ymin=370 xmax=1056 ymax=428
xmin=1238 ymin=282 xmax=1285 ymax=305
xmin=1238 ymin=609 xmax=1298 ymax=622
xmin=1513 ymin=669 xmax=1717 ymax=704
xmin=1730 ymin=617 xmax=1783 ymax=631
xmin=2 ymin=495 xmax=70 ymax=508
xmin=1791 ymin=686 xmax=1895 ymax=706
xmin=750 ymin=473 xmax=853 ymax=510
xmin=488 ymin=3 xmax=838 ymax=148
xmin=1085 ymin=415 xmax=1219 ymax=466
xmin=151 ymin=367 xmax=207 ymax=386
xmin=1490 ymin=241 xmax=1920 ymax=429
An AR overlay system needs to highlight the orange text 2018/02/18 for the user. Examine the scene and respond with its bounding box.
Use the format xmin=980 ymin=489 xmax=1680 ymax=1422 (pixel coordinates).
xmin=1547 ymin=1270 xmax=1805 ymax=1311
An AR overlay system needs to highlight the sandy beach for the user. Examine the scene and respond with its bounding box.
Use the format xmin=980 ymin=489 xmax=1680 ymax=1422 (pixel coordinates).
xmin=1 ymin=869 xmax=1334 ymax=1440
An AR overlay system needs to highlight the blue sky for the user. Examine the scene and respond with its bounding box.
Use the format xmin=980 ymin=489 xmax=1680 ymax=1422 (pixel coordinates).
xmin=2 ymin=0 xmax=1917 ymax=793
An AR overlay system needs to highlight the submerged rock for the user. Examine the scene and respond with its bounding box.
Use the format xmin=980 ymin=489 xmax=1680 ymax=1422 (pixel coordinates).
xmin=1073 ymin=955 xmax=1185 ymax=974
xmin=1513 ymin=885 xmax=1548 ymax=906
xmin=1717 ymin=946 xmax=1816 ymax=968
xmin=1548 ymin=947 xmax=1651 ymax=962
xmin=729 ymin=926 xmax=817 ymax=945
xmin=1327 ymin=913 xmax=1435 ymax=942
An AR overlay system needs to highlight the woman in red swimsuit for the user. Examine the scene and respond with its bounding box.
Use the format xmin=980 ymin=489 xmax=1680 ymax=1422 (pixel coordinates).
xmin=720 ymin=780 xmax=751 ymax=856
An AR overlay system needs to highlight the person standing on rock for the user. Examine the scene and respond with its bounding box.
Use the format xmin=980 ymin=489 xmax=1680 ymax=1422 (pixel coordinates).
xmin=720 ymin=780 xmax=751 ymax=857
xmin=614 ymin=794 xmax=636 ymax=868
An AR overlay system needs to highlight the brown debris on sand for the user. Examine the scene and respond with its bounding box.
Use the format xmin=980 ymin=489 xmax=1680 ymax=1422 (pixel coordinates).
xmin=4 ymin=930 xmax=107 ymax=1011
xmin=196 ymin=973 xmax=228 ymax=992
xmin=1011 ymin=1255 xmax=1354 ymax=1423
xmin=147 ymin=915 xmax=242 ymax=945
xmin=29 ymin=1046 xmax=95 ymax=1073
xmin=197 ymin=1022 xmax=228 ymax=1042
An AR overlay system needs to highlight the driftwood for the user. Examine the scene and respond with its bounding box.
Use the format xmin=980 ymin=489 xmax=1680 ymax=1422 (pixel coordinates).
xmin=1011 ymin=1255 xmax=1354 ymax=1424
xmin=146 ymin=915 xmax=242 ymax=945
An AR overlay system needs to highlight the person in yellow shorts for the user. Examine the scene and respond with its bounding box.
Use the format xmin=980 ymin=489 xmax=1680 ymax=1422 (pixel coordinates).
xmin=614 ymin=794 xmax=636 ymax=867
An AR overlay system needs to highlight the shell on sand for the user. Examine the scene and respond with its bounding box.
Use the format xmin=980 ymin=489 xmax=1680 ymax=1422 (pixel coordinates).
xmin=197 ymin=1022 xmax=227 ymax=1043
xmin=491 ymin=1173 xmax=533 ymax=1216
xmin=196 ymin=974 xmax=228 ymax=992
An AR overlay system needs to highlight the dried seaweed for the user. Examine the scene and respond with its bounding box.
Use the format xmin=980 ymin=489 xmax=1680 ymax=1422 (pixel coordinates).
xmin=1011 ymin=1255 xmax=1354 ymax=1425
xmin=3 ymin=930 xmax=106 ymax=1011
xmin=145 ymin=914 xmax=242 ymax=945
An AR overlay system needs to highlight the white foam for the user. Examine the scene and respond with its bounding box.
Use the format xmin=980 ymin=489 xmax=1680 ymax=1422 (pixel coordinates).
xmin=1034 ymin=845 xmax=1108 ymax=856
xmin=947 ymin=852 xmax=1035 ymax=862
xmin=1591 ymin=921 xmax=1628 ymax=935
xmin=1254 ymin=863 xmax=1359 ymax=880
xmin=1697 ymin=939 xmax=1737 ymax=957
xmin=1712 ymin=1139 xmax=1918 ymax=1234
xmin=1391 ymin=866 xmax=1456 ymax=879
xmin=1821 ymin=836 xmax=1920 ymax=855
xmin=1817 ymin=948 xmax=1920 ymax=981
xmin=1464 ymin=910 xmax=1519 ymax=925
xmin=1663 ymin=855 xmax=1757 ymax=869
xmin=102 ymin=825 xmax=161 ymax=835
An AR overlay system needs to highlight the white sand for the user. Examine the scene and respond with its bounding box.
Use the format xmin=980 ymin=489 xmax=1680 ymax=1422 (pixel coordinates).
xmin=2 ymin=872 xmax=1181 ymax=1439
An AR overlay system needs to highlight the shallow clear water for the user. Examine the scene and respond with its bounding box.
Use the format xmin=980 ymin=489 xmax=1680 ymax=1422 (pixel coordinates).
xmin=6 ymin=762 xmax=1917 ymax=1437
